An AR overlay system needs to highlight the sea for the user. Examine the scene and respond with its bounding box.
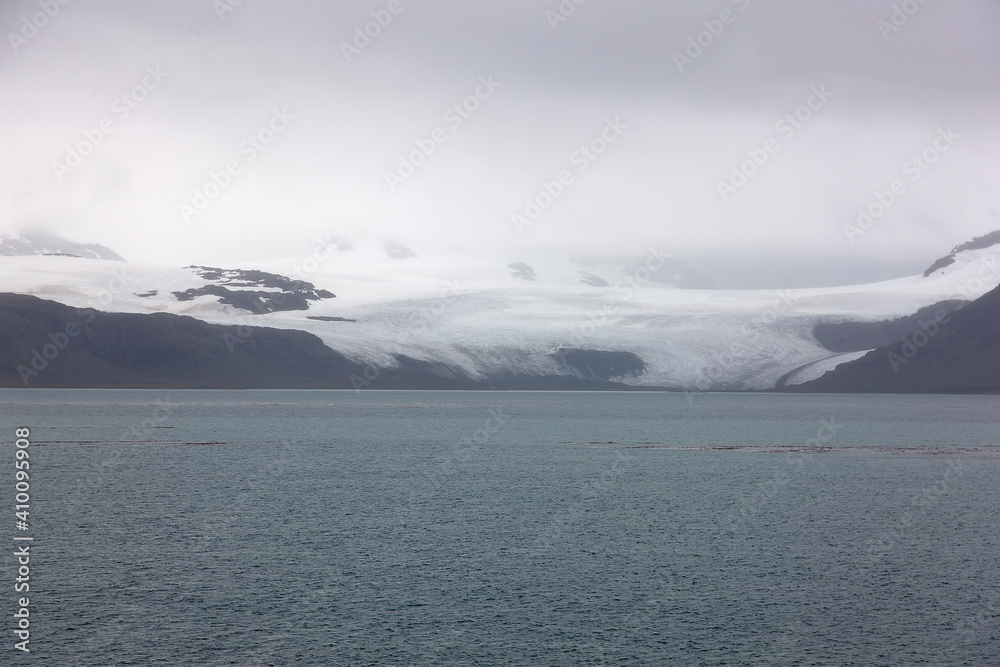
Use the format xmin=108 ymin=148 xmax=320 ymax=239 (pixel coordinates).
xmin=2 ymin=389 xmax=998 ymax=666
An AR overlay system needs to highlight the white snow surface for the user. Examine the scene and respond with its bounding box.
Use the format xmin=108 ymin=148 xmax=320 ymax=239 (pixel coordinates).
xmin=2 ymin=242 xmax=998 ymax=390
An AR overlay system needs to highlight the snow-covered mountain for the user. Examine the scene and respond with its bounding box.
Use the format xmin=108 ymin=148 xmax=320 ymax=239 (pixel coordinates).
xmin=2 ymin=231 xmax=998 ymax=390
xmin=923 ymin=229 xmax=1000 ymax=277
xmin=0 ymin=230 xmax=124 ymax=261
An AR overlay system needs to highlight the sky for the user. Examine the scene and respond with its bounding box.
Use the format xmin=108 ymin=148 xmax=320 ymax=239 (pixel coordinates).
xmin=1 ymin=0 xmax=998 ymax=288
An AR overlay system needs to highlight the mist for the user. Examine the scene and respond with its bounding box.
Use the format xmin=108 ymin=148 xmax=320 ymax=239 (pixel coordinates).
xmin=2 ymin=0 xmax=998 ymax=287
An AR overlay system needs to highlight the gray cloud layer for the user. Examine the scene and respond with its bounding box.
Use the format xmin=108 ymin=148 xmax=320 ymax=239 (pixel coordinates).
xmin=2 ymin=0 xmax=998 ymax=286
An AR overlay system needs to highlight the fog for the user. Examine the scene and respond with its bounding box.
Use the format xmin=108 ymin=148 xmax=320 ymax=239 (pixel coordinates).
xmin=2 ymin=0 xmax=998 ymax=287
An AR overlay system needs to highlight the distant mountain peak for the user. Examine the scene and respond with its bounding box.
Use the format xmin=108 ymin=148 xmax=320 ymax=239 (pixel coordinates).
xmin=569 ymin=254 xmax=716 ymax=290
xmin=923 ymin=229 xmax=1000 ymax=277
xmin=383 ymin=240 xmax=416 ymax=260
xmin=508 ymin=263 xmax=537 ymax=281
xmin=0 ymin=230 xmax=124 ymax=261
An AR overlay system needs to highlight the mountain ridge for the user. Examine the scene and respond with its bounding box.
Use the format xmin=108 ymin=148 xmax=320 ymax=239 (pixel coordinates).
xmin=1 ymin=229 xmax=999 ymax=391
xmin=792 ymin=281 xmax=1000 ymax=393
xmin=0 ymin=230 xmax=124 ymax=261
xmin=923 ymin=229 xmax=1000 ymax=277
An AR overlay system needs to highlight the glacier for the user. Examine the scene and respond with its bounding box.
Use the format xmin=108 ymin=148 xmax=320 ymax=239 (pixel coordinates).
xmin=1 ymin=235 xmax=998 ymax=390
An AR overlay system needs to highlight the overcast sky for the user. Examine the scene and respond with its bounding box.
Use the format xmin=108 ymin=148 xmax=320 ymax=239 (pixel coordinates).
xmin=2 ymin=0 xmax=998 ymax=287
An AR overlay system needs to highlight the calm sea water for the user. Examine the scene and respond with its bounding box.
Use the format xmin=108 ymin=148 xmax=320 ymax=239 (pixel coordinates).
xmin=2 ymin=390 xmax=998 ymax=666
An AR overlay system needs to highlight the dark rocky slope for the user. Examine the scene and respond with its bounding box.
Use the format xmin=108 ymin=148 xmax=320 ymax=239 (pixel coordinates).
xmin=793 ymin=282 xmax=1000 ymax=393
xmin=172 ymin=266 xmax=336 ymax=314
xmin=0 ymin=294 xmax=655 ymax=390
xmin=812 ymin=300 xmax=968 ymax=353
xmin=0 ymin=293 xmax=362 ymax=388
